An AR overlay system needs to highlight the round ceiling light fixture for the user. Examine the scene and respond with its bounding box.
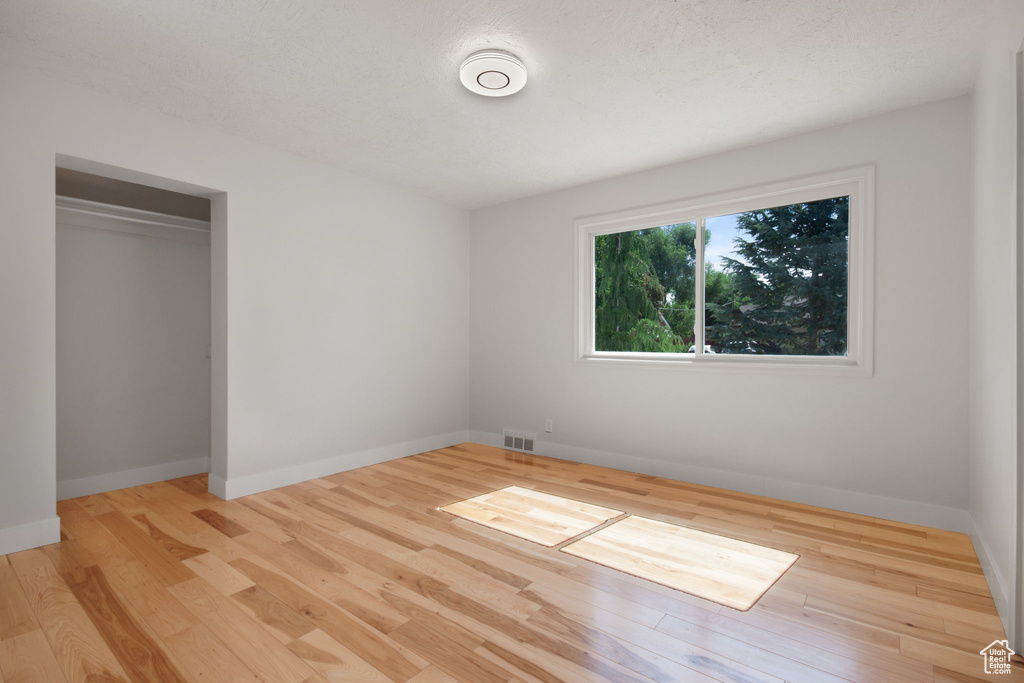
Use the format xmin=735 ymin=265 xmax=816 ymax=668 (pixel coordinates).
xmin=459 ymin=50 xmax=527 ymax=97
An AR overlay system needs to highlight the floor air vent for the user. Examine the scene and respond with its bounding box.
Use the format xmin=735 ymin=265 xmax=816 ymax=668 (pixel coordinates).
xmin=502 ymin=429 xmax=536 ymax=453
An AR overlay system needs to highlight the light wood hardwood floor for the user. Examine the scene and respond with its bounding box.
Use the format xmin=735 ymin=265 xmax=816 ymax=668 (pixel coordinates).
xmin=1 ymin=443 xmax=1021 ymax=682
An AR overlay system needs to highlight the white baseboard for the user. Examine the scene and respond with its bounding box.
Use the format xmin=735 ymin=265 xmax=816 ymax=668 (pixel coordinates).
xmin=212 ymin=430 xmax=471 ymax=500
xmin=469 ymin=431 xmax=973 ymax=533
xmin=970 ymin=519 xmax=1015 ymax=644
xmin=57 ymin=457 xmax=210 ymax=500
xmin=0 ymin=516 xmax=61 ymax=556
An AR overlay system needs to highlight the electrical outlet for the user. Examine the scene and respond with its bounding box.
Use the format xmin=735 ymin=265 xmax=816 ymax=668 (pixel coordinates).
xmin=545 ymin=419 xmax=553 ymax=433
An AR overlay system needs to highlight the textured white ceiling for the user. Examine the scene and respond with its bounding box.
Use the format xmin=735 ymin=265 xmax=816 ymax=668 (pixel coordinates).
xmin=0 ymin=1 xmax=995 ymax=208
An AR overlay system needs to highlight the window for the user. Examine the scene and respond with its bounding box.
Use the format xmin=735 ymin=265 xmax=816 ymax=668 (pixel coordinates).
xmin=575 ymin=167 xmax=874 ymax=374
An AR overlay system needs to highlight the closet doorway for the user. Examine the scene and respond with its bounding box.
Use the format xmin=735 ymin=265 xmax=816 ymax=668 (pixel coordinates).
xmin=55 ymin=168 xmax=212 ymax=499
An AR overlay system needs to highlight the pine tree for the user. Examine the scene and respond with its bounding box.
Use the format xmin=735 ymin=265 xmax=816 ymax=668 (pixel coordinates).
xmin=720 ymin=197 xmax=849 ymax=355
xmin=645 ymin=223 xmax=697 ymax=346
xmin=595 ymin=229 xmax=684 ymax=352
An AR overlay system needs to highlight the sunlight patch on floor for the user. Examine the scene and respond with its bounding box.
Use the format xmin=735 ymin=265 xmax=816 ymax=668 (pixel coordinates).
xmin=561 ymin=514 xmax=799 ymax=611
xmin=438 ymin=485 xmax=624 ymax=547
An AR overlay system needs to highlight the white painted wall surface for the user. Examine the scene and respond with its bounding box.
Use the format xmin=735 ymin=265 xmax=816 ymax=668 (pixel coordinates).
xmin=969 ymin=0 xmax=1024 ymax=648
xmin=470 ymin=98 xmax=972 ymax=528
xmin=56 ymin=216 xmax=210 ymax=496
xmin=0 ymin=64 xmax=470 ymax=554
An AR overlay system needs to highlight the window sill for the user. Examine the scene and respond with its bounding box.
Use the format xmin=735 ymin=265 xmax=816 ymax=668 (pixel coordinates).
xmin=577 ymin=352 xmax=871 ymax=376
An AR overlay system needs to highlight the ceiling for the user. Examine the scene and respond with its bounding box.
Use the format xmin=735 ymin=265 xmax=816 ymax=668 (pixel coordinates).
xmin=0 ymin=1 xmax=996 ymax=209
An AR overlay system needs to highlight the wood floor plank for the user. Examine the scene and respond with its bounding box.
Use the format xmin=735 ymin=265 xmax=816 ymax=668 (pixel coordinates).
xmin=131 ymin=513 xmax=208 ymax=561
xmin=258 ymin=489 xmax=352 ymax=535
xmin=755 ymin=591 xmax=904 ymax=653
xmin=76 ymin=495 xmax=116 ymax=517
xmin=100 ymin=489 xmax=153 ymax=518
xmin=0 ymin=563 xmax=38 ymax=641
xmin=787 ymin=547 xmax=918 ymax=594
xmin=389 ymin=615 xmax=513 ymax=683
xmin=426 ymin=543 xmax=531 ymax=589
xmin=0 ymin=629 xmax=69 ymax=683
xmin=41 ymin=537 xmax=108 ymax=577
xmin=163 ymin=623 xmax=261 ymax=682
xmin=655 ymin=613 xmax=850 ymax=683
xmin=166 ymin=476 xmax=216 ymax=503
xmin=94 ymin=511 xmax=196 ymax=587
xmin=658 ymin=607 xmax=922 ymax=683
xmin=63 ymin=565 xmax=188 ymax=682
xmin=377 ymin=578 xmax=501 ymax=641
xmin=943 ymin=614 xmax=1009 ymax=643
xmin=236 ymin=496 xmax=307 ymax=533
xmin=53 ymin=502 xmax=136 ymax=567
xmin=916 ymin=584 xmax=1000 ymax=614
xmin=276 ymin=487 xmax=425 ymax=551
xmin=524 ymin=579 xmax=665 ymax=629
xmin=167 ymin=577 xmax=315 ymax=683
xmin=804 ymin=593 xmax=947 ymax=634
xmin=7 ymin=549 xmax=130 ymax=682
xmin=716 ymin=606 xmax=933 ymax=681
xmin=932 ymin=665 xmax=991 ymax=683
xmin=900 ymin=635 xmax=1023 ymax=679
xmin=563 ymin=559 xmax=724 ymax=616
xmin=295 ymin=525 xmax=450 ymax=601
xmin=431 ymin=588 xmax=670 ymax=683
xmin=818 ymin=542 xmax=989 ymax=586
xmin=231 ymin=585 xmax=317 ymax=644
xmin=192 ymin=508 xmax=250 ymax=538
xmin=232 ymin=531 xmax=411 ymax=634
xmin=181 ymin=552 xmax=254 ymax=595
xmin=359 ymin=539 xmax=541 ymax=621
xmin=784 ymin=565 xmax=1001 ymax=626
xmin=228 ymin=557 xmax=427 ymax=681
xmin=121 ymin=497 xmax=224 ymax=545
xmin=285 ymin=628 xmax=391 ymax=681
xmin=526 ymin=600 xmax=778 ymax=682
xmin=329 ymin=482 xmax=400 ymax=509
xmin=227 ymin=497 xmax=310 ymax=541
xmin=476 ymin=632 xmax=605 ymax=683
xmin=387 ymin=626 xmax=507 ymax=683
xmin=405 ymin=666 xmax=461 ymax=683
xmin=349 ymin=500 xmax=581 ymax=579
xmin=103 ymin=572 xmax=198 ymax=640
xmin=137 ymin=483 xmax=208 ymax=515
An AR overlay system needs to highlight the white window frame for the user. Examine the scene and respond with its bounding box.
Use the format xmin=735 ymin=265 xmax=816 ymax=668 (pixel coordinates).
xmin=574 ymin=166 xmax=875 ymax=375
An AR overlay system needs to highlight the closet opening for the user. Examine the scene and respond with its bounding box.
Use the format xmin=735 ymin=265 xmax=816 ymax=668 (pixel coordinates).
xmin=55 ymin=167 xmax=215 ymax=499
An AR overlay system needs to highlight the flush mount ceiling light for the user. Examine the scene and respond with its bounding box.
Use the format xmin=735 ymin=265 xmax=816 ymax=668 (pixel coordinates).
xmin=459 ymin=50 xmax=527 ymax=97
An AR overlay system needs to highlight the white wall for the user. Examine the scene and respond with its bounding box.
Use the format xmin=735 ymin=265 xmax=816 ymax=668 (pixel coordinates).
xmin=56 ymin=213 xmax=211 ymax=497
xmin=969 ymin=0 xmax=1024 ymax=649
xmin=0 ymin=64 xmax=470 ymax=554
xmin=470 ymin=97 xmax=973 ymax=530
